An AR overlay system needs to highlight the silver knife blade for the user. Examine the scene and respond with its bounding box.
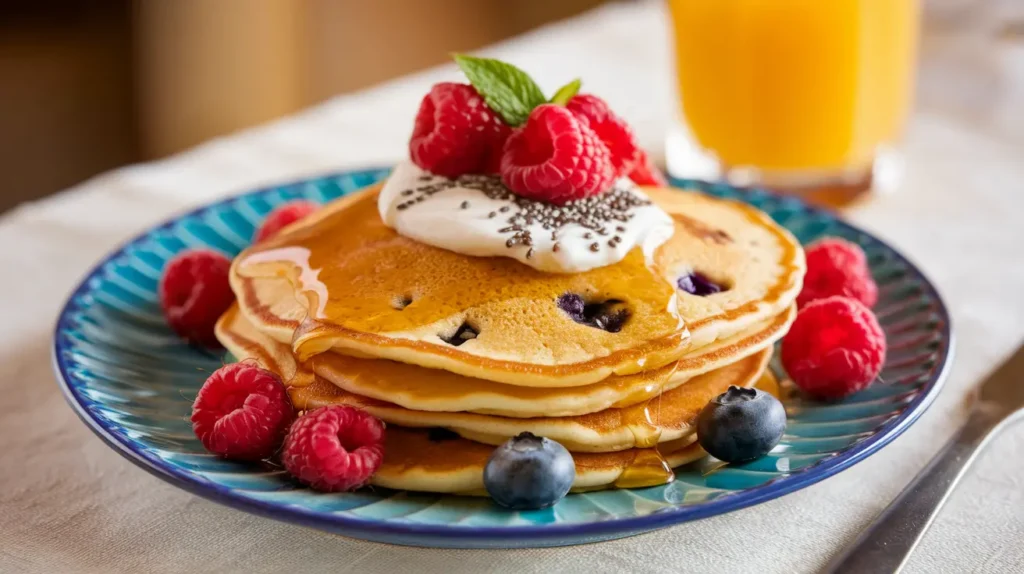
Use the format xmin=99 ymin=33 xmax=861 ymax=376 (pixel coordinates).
xmin=978 ymin=342 xmax=1024 ymax=413
xmin=825 ymin=341 xmax=1024 ymax=574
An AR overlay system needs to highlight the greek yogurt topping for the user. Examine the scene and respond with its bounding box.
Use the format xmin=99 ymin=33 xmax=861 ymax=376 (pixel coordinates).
xmin=378 ymin=161 xmax=675 ymax=273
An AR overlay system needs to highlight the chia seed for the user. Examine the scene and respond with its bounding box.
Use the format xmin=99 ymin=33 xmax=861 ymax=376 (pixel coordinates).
xmin=393 ymin=176 xmax=651 ymax=256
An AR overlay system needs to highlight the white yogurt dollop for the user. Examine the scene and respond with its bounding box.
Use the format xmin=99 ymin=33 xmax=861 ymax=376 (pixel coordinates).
xmin=378 ymin=161 xmax=675 ymax=273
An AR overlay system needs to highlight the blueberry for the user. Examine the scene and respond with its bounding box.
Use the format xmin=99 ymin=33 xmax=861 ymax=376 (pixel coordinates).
xmin=440 ymin=322 xmax=478 ymax=346
xmin=484 ymin=432 xmax=576 ymax=510
xmin=590 ymin=306 xmax=629 ymax=333
xmin=677 ymin=272 xmax=723 ymax=296
xmin=696 ymin=386 xmax=786 ymax=463
xmin=557 ymin=293 xmax=586 ymax=319
xmin=556 ymin=293 xmax=631 ymax=333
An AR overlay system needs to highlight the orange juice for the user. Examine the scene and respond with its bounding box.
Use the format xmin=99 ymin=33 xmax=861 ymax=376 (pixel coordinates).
xmin=669 ymin=0 xmax=919 ymax=176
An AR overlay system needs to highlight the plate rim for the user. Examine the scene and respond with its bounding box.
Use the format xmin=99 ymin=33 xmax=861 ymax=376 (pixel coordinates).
xmin=52 ymin=167 xmax=955 ymax=546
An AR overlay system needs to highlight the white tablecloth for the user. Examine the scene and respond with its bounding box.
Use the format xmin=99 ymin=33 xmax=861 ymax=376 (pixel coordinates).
xmin=3 ymin=3 xmax=1024 ymax=573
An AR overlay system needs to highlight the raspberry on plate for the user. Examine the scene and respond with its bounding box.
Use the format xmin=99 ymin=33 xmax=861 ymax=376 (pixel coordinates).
xmin=254 ymin=200 xmax=319 ymax=243
xmin=798 ymin=237 xmax=878 ymax=308
xmin=282 ymin=405 xmax=385 ymax=492
xmin=410 ymin=82 xmax=510 ymax=178
xmin=191 ymin=363 xmax=294 ymax=460
xmin=159 ymin=249 xmax=235 ymax=347
xmin=626 ymin=149 xmax=668 ymax=187
xmin=500 ymin=104 xmax=616 ymax=205
xmin=781 ymin=296 xmax=887 ymax=400
xmin=565 ymin=94 xmax=640 ymax=176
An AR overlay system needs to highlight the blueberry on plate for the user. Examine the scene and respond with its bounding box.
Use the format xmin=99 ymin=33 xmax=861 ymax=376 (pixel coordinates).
xmin=484 ymin=432 xmax=576 ymax=510
xmin=696 ymin=385 xmax=786 ymax=463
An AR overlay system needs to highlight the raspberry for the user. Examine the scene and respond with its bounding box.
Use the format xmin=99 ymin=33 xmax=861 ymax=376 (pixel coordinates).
xmin=480 ymin=131 xmax=512 ymax=175
xmin=781 ymin=296 xmax=887 ymax=400
xmin=409 ymin=82 xmax=510 ymax=178
xmin=500 ymin=104 xmax=616 ymax=205
xmin=565 ymin=94 xmax=640 ymax=176
xmin=798 ymin=237 xmax=878 ymax=308
xmin=159 ymin=249 xmax=235 ymax=347
xmin=282 ymin=405 xmax=385 ymax=492
xmin=626 ymin=149 xmax=668 ymax=187
xmin=254 ymin=201 xmax=318 ymax=243
xmin=191 ymin=363 xmax=294 ymax=460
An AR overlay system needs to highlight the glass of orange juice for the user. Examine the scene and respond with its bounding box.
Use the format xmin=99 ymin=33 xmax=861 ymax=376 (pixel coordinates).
xmin=665 ymin=0 xmax=920 ymax=207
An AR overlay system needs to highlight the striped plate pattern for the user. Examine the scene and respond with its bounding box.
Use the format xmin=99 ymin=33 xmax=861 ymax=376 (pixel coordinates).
xmin=53 ymin=170 xmax=953 ymax=548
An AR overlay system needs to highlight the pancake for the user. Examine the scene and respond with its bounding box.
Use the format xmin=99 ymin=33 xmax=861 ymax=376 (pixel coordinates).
xmin=649 ymin=188 xmax=805 ymax=349
xmin=217 ymin=305 xmax=771 ymax=452
xmin=231 ymin=183 xmax=803 ymax=388
xmin=312 ymin=307 xmax=790 ymax=418
xmin=373 ymin=427 xmax=704 ymax=495
xmin=221 ymin=294 xmax=793 ymax=417
xmin=214 ymin=309 xmax=712 ymax=493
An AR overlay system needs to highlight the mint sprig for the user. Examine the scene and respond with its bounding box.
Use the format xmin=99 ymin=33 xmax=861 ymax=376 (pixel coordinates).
xmin=549 ymin=79 xmax=581 ymax=106
xmin=453 ymin=54 xmax=549 ymax=126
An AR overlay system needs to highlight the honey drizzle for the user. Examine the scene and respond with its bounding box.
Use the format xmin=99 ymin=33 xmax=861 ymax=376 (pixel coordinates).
xmin=613 ymin=359 xmax=680 ymax=488
xmin=614 ymin=450 xmax=675 ymax=489
xmin=236 ymin=186 xmax=686 ymax=369
xmin=240 ymin=188 xmax=679 ymax=331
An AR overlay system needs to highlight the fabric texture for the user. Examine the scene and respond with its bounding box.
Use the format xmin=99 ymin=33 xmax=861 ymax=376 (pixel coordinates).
xmin=3 ymin=3 xmax=1024 ymax=573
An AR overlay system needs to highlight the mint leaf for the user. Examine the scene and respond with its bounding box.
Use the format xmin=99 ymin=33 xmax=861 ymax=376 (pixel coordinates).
xmin=453 ymin=54 xmax=547 ymax=126
xmin=549 ymin=79 xmax=581 ymax=106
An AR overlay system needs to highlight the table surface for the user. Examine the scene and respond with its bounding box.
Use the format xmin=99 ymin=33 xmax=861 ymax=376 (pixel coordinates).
xmin=4 ymin=3 xmax=1024 ymax=573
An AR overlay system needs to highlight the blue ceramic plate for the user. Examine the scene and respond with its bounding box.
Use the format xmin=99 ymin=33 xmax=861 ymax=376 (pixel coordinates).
xmin=53 ymin=169 xmax=953 ymax=548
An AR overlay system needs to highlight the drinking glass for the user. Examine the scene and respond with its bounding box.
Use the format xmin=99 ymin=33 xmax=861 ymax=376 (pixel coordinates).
xmin=665 ymin=0 xmax=921 ymax=207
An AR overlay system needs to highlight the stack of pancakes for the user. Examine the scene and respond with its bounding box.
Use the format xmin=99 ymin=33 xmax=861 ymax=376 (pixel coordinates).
xmin=217 ymin=184 xmax=805 ymax=494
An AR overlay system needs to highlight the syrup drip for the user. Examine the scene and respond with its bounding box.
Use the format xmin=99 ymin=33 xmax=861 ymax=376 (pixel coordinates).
xmin=613 ymin=359 xmax=681 ymax=488
xmin=614 ymin=449 xmax=676 ymax=488
xmin=236 ymin=187 xmax=685 ymax=366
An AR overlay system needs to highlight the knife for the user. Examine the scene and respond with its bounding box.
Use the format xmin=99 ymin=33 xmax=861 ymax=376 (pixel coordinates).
xmin=824 ymin=342 xmax=1024 ymax=574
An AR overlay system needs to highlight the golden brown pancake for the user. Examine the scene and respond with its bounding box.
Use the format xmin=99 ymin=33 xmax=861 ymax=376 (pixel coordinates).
xmin=224 ymin=292 xmax=792 ymax=417
xmin=231 ymin=184 xmax=803 ymax=387
xmin=217 ymin=304 xmax=772 ymax=451
xmin=374 ymin=427 xmax=704 ymax=494
xmin=215 ymin=307 xmax=712 ymax=492
xmin=311 ymin=309 xmax=790 ymax=419
xmin=286 ymin=373 xmax=778 ymax=495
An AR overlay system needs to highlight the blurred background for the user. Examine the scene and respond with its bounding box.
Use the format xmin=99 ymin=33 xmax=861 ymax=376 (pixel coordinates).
xmin=1 ymin=0 xmax=1021 ymax=213
xmin=0 ymin=0 xmax=605 ymax=213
